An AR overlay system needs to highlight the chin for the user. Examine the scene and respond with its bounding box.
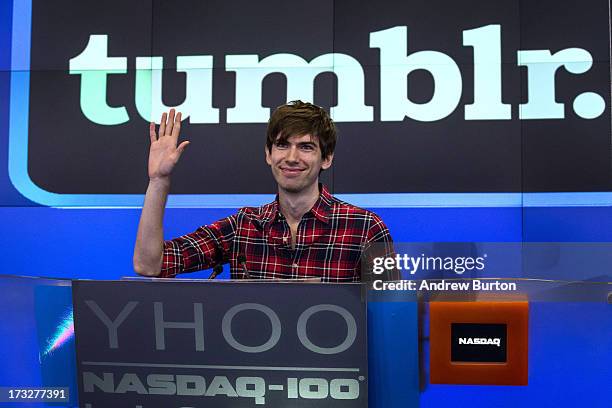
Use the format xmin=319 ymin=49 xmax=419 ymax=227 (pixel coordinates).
xmin=279 ymin=182 xmax=306 ymax=194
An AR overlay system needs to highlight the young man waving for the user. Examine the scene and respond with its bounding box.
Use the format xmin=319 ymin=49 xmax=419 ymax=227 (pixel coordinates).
xmin=133 ymin=101 xmax=393 ymax=282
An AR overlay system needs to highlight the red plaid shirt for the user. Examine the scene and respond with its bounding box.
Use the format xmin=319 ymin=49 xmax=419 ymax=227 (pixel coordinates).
xmin=161 ymin=185 xmax=393 ymax=282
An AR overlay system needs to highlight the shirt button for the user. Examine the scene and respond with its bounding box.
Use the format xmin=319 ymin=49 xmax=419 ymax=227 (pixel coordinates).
xmin=283 ymin=236 xmax=288 ymax=243
xmin=292 ymin=263 xmax=298 ymax=268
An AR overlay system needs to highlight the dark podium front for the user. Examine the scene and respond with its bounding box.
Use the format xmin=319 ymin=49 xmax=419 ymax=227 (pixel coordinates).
xmin=72 ymin=279 xmax=371 ymax=407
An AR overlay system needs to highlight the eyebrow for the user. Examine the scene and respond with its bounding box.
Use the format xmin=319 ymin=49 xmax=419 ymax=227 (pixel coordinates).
xmin=275 ymin=139 xmax=318 ymax=147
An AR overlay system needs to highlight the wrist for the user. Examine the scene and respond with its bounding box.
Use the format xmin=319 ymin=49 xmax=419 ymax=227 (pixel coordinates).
xmin=149 ymin=176 xmax=171 ymax=190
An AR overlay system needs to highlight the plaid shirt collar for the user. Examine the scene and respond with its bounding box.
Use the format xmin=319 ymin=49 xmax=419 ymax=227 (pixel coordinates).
xmin=257 ymin=184 xmax=333 ymax=226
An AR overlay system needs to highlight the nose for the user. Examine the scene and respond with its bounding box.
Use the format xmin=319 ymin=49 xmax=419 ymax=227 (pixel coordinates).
xmin=286 ymin=145 xmax=299 ymax=162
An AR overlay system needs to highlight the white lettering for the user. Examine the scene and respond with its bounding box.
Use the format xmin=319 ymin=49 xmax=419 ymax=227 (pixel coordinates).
xmin=370 ymin=26 xmax=462 ymax=121
xmin=458 ymin=337 xmax=502 ymax=347
xmin=70 ymin=27 xmax=606 ymax=125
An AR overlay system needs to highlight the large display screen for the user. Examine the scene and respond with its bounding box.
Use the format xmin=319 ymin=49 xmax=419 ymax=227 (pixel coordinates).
xmin=8 ymin=0 xmax=612 ymax=206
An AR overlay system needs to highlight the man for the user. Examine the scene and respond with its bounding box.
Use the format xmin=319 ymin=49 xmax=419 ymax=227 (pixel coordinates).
xmin=133 ymin=100 xmax=393 ymax=281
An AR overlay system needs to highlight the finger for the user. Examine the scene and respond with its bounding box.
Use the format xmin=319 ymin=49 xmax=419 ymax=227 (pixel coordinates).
xmin=166 ymin=109 xmax=175 ymax=136
xmin=149 ymin=122 xmax=157 ymax=143
xmin=159 ymin=112 xmax=167 ymax=137
xmin=176 ymin=140 xmax=190 ymax=157
xmin=172 ymin=112 xmax=182 ymax=138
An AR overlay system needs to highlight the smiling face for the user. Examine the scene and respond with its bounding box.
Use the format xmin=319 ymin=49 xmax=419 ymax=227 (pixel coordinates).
xmin=265 ymin=133 xmax=333 ymax=195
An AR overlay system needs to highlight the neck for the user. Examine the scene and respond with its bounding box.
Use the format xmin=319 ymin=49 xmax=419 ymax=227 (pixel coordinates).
xmin=278 ymin=183 xmax=320 ymax=224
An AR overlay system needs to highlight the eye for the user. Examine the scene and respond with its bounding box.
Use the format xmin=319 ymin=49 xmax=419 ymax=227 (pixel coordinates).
xmin=274 ymin=141 xmax=288 ymax=149
xmin=300 ymin=144 xmax=316 ymax=151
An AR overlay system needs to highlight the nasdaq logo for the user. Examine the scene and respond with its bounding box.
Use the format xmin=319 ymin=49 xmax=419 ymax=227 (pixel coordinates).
xmin=451 ymin=323 xmax=507 ymax=362
xmin=458 ymin=337 xmax=502 ymax=347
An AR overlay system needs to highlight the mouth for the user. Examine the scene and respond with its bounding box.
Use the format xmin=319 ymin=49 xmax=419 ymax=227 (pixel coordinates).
xmin=279 ymin=167 xmax=306 ymax=177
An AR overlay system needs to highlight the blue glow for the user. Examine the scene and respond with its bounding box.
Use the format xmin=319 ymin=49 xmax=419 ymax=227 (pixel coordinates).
xmin=10 ymin=0 xmax=30 ymax=71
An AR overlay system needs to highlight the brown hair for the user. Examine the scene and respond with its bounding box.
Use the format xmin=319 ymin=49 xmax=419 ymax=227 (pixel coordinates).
xmin=266 ymin=100 xmax=336 ymax=159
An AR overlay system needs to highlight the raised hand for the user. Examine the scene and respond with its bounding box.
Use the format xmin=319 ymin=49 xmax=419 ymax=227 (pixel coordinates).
xmin=148 ymin=109 xmax=190 ymax=180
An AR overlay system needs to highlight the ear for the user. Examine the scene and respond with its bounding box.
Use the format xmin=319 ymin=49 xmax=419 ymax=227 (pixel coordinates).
xmin=265 ymin=146 xmax=272 ymax=166
xmin=321 ymin=153 xmax=334 ymax=170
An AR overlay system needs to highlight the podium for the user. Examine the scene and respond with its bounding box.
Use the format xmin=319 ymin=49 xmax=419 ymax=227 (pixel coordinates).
xmin=1 ymin=274 xmax=609 ymax=407
xmin=0 ymin=276 xmax=419 ymax=408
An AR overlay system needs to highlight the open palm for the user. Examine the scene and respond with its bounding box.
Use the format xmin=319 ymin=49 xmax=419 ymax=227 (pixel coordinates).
xmin=148 ymin=109 xmax=190 ymax=179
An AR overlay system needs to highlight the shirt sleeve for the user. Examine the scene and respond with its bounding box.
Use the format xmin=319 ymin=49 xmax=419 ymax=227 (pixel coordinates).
xmin=366 ymin=213 xmax=393 ymax=251
xmin=363 ymin=213 xmax=400 ymax=281
xmin=160 ymin=214 xmax=238 ymax=278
